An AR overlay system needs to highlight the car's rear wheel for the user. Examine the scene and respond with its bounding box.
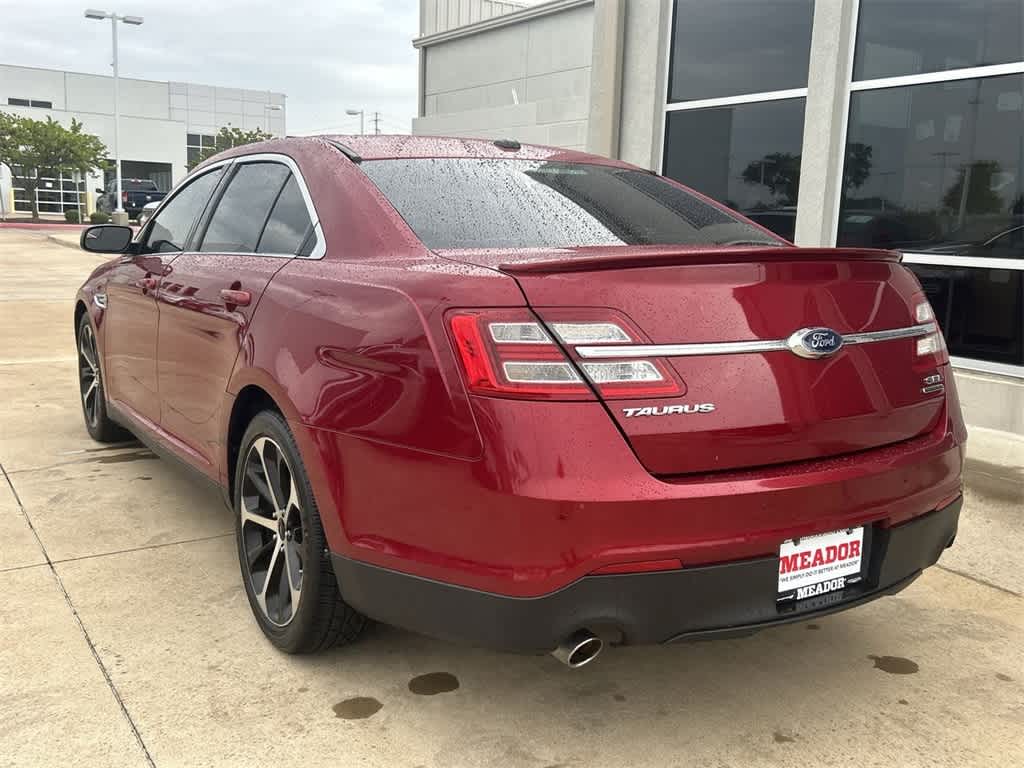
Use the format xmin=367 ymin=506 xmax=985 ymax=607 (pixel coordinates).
xmin=77 ymin=313 xmax=129 ymax=443
xmin=235 ymin=410 xmax=365 ymax=653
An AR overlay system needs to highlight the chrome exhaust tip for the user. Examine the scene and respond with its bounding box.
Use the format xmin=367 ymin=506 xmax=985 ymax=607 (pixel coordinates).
xmin=551 ymin=629 xmax=603 ymax=669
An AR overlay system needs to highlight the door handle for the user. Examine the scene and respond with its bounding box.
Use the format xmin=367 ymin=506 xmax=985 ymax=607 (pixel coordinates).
xmin=220 ymin=288 xmax=252 ymax=307
xmin=137 ymin=277 xmax=158 ymax=291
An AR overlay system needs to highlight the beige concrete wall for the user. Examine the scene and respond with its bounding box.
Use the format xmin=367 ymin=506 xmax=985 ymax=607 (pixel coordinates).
xmin=414 ymin=1 xmax=593 ymax=150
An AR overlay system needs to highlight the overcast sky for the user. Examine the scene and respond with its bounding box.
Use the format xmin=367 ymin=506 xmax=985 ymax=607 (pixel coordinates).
xmin=0 ymin=0 xmax=420 ymax=135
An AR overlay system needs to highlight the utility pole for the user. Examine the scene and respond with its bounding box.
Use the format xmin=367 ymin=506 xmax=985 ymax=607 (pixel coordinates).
xmin=372 ymin=111 xmax=381 ymax=135
xmin=85 ymin=9 xmax=144 ymax=225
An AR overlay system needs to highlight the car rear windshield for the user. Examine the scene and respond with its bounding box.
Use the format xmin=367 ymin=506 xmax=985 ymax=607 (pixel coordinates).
xmin=360 ymin=158 xmax=781 ymax=250
xmin=123 ymin=179 xmax=159 ymax=191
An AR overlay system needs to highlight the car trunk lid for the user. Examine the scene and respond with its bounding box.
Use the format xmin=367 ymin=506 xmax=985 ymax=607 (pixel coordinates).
xmin=441 ymin=245 xmax=945 ymax=476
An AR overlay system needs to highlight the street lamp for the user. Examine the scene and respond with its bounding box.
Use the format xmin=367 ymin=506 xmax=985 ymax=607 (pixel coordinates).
xmin=84 ymin=8 xmax=143 ymax=224
xmin=345 ymin=108 xmax=364 ymax=136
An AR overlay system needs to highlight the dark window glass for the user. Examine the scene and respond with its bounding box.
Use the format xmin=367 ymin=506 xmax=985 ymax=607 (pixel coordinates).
xmin=839 ymin=75 xmax=1024 ymax=254
xmin=361 ymin=159 xmax=779 ymax=250
xmin=201 ymin=135 xmax=217 ymax=148
xmin=668 ymin=0 xmax=813 ymax=102
xmin=145 ymin=167 xmax=224 ymax=254
xmin=258 ymin=175 xmax=313 ymax=254
xmin=855 ymin=0 xmax=1024 ymax=80
xmin=839 ymin=74 xmax=1024 ymax=365
xmin=29 ymin=100 xmax=52 ymax=109
xmin=663 ymin=99 xmax=806 ymax=238
xmin=7 ymin=98 xmax=30 ymax=106
xmin=909 ymin=263 xmax=1023 ymax=365
xmin=201 ymin=162 xmax=290 ymax=253
xmin=187 ymin=133 xmax=200 ymax=145
xmin=187 ymin=147 xmax=201 ymax=167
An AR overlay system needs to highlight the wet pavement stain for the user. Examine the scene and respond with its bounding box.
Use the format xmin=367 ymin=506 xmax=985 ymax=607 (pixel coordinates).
xmin=996 ymin=673 xmax=1013 ymax=682
xmin=868 ymin=655 xmax=919 ymax=674
xmin=333 ymin=697 xmax=382 ymax=719
xmin=135 ymin=475 xmax=153 ymax=481
xmin=773 ymin=730 xmax=796 ymax=743
xmin=898 ymin=699 xmax=909 ymax=705
xmin=77 ymin=449 xmax=157 ymax=465
xmin=408 ymin=672 xmax=460 ymax=696
xmin=806 ymin=623 xmax=821 ymax=631
xmin=613 ymin=694 xmax=626 ymax=702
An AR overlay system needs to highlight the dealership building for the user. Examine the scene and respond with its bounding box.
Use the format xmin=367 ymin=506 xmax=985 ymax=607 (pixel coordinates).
xmin=0 ymin=63 xmax=285 ymax=216
xmin=414 ymin=0 xmax=1024 ymax=438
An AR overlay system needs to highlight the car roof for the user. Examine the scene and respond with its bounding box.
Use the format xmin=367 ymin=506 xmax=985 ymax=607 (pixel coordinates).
xmin=321 ymin=134 xmax=633 ymax=167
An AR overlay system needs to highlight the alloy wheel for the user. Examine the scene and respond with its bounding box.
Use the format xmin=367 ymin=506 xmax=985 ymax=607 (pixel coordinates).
xmin=78 ymin=323 xmax=101 ymax=428
xmin=240 ymin=437 xmax=305 ymax=626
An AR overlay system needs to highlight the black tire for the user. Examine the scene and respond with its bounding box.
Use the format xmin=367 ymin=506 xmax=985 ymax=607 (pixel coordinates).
xmin=234 ymin=410 xmax=365 ymax=653
xmin=77 ymin=313 xmax=131 ymax=443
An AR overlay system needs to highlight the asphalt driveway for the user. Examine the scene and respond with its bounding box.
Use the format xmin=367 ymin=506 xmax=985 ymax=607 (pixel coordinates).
xmin=1 ymin=227 xmax=1021 ymax=768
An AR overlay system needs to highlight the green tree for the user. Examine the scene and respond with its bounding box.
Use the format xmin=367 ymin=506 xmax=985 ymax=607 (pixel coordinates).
xmin=741 ymin=152 xmax=801 ymax=206
xmin=0 ymin=111 xmax=107 ymax=221
xmin=942 ymin=161 xmax=1004 ymax=215
xmin=191 ymin=125 xmax=274 ymax=169
xmin=843 ymin=142 xmax=873 ymax=192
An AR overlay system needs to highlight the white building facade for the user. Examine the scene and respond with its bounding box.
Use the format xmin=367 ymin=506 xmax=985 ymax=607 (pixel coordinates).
xmin=0 ymin=63 xmax=285 ymax=216
xmin=413 ymin=0 xmax=1024 ymax=439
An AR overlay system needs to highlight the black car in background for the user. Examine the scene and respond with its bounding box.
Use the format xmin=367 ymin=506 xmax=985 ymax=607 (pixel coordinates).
xmin=96 ymin=178 xmax=167 ymax=219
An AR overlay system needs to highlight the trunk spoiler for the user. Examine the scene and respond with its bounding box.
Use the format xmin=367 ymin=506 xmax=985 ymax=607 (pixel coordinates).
xmin=498 ymin=246 xmax=903 ymax=274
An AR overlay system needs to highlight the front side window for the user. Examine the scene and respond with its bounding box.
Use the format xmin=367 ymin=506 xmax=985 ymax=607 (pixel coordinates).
xmin=144 ymin=167 xmax=224 ymax=254
xmin=361 ymin=159 xmax=780 ymax=250
xmin=200 ymin=162 xmax=291 ymax=253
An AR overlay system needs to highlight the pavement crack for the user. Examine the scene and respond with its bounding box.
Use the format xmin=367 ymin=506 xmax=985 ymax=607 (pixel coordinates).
xmin=0 ymin=460 xmax=158 ymax=768
xmin=936 ymin=564 xmax=1021 ymax=598
xmin=52 ymin=532 xmax=234 ymax=565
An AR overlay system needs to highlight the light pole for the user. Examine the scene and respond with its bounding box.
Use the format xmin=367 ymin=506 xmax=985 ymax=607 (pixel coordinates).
xmin=85 ymin=8 xmax=143 ymax=225
xmin=345 ymin=108 xmax=364 ymax=136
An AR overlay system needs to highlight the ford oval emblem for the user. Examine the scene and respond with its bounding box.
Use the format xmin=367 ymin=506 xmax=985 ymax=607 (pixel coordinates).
xmin=787 ymin=327 xmax=844 ymax=359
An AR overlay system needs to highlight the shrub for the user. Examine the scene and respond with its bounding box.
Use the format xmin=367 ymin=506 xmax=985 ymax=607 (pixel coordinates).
xmin=89 ymin=211 xmax=111 ymax=224
xmin=64 ymin=209 xmax=81 ymax=224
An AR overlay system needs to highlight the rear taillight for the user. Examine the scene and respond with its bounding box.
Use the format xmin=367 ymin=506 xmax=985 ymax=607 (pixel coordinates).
xmin=122 ymin=191 xmax=128 ymax=203
xmin=913 ymin=298 xmax=949 ymax=364
xmin=448 ymin=310 xmax=683 ymax=400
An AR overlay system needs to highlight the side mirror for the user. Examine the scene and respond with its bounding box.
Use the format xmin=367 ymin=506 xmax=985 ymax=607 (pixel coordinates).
xmin=80 ymin=225 xmax=134 ymax=254
xmin=95 ymin=188 xmax=104 ymax=194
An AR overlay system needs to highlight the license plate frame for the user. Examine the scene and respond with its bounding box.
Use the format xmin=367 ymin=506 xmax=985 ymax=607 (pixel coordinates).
xmin=777 ymin=526 xmax=865 ymax=602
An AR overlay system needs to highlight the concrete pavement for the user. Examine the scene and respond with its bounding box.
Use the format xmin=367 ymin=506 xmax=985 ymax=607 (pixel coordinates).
xmin=0 ymin=229 xmax=1021 ymax=768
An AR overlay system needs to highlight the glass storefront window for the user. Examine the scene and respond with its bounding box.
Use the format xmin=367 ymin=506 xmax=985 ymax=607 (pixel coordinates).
xmin=663 ymin=99 xmax=806 ymax=239
xmin=839 ymin=74 xmax=1024 ymax=367
xmin=855 ymin=0 xmax=1024 ymax=81
xmin=668 ymin=0 xmax=813 ymax=102
xmin=839 ymin=75 xmax=1024 ymax=253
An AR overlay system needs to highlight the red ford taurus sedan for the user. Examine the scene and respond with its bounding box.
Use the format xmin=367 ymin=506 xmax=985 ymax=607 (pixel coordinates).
xmin=75 ymin=136 xmax=965 ymax=667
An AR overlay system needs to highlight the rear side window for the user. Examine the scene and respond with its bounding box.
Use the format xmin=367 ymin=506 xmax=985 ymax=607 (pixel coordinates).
xmin=201 ymin=162 xmax=291 ymax=253
xmin=144 ymin=167 xmax=224 ymax=254
xmin=360 ymin=158 xmax=781 ymax=250
xmin=257 ymin=175 xmax=313 ymax=255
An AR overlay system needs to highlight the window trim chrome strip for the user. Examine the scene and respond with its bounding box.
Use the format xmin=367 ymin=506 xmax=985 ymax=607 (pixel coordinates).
xmin=574 ymin=323 xmax=938 ymax=359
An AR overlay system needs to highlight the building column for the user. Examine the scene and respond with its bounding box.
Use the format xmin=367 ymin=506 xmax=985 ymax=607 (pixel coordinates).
xmin=586 ymin=0 xmax=625 ymax=158
xmin=793 ymin=0 xmax=859 ymax=247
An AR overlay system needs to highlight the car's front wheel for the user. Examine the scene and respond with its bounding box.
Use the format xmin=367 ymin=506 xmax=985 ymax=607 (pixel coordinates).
xmin=235 ymin=410 xmax=365 ymax=653
xmin=77 ymin=313 xmax=129 ymax=443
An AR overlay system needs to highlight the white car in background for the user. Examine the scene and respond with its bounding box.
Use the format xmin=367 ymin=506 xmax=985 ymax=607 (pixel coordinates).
xmin=137 ymin=200 xmax=160 ymax=226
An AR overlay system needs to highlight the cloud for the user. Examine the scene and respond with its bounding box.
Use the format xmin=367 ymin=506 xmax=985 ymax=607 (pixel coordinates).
xmin=0 ymin=0 xmax=419 ymax=134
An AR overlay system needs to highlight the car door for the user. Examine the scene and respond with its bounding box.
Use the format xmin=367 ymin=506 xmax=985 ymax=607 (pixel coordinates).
xmin=101 ymin=166 xmax=226 ymax=426
xmin=156 ymin=159 xmax=318 ymax=473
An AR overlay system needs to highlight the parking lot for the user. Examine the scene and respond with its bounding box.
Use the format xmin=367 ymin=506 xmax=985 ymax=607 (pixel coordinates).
xmin=0 ymin=226 xmax=1021 ymax=768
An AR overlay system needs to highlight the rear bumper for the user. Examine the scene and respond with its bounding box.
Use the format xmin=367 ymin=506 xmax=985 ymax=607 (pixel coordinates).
xmin=332 ymin=497 xmax=960 ymax=653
